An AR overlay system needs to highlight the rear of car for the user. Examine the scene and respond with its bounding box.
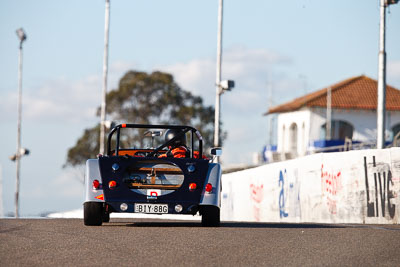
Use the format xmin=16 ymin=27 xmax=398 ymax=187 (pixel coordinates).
xmin=83 ymin=124 xmax=222 ymax=226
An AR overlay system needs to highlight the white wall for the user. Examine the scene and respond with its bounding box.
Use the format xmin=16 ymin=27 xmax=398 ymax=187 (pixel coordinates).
xmin=221 ymin=148 xmax=400 ymax=224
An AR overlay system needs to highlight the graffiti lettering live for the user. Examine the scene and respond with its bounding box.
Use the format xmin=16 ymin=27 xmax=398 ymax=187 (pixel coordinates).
xmin=364 ymin=156 xmax=396 ymax=219
xmin=279 ymin=169 xmax=301 ymax=219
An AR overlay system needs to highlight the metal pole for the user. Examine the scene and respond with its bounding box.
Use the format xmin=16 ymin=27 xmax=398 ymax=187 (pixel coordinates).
xmin=326 ymin=87 xmax=332 ymax=140
xmin=100 ymin=0 xmax=110 ymax=155
xmin=377 ymin=0 xmax=387 ymax=149
xmin=15 ymin=39 xmax=24 ymax=218
xmin=214 ymin=0 xmax=223 ymax=153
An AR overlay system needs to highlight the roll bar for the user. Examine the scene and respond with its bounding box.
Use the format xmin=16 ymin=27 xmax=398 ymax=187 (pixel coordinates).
xmin=106 ymin=123 xmax=203 ymax=159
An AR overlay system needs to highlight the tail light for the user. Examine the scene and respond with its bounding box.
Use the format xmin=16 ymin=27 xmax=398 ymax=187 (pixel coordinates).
xmin=189 ymin=183 xmax=197 ymax=191
xmin=205 ymin=183 xmax=213 ymax=193
xmin=109 ymin=180 xmax=117 ymax=189
xmin=92 ymin=179 xmax=100 ymax=190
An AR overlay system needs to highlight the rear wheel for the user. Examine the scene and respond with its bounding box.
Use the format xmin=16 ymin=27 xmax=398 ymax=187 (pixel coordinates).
xmin=102 ymin=212 xmax=110 ymax=223
xmin=201 ymin=206 xmax=220 ymax=227
xmin=84 ymin=202 xmax=103 ymax=226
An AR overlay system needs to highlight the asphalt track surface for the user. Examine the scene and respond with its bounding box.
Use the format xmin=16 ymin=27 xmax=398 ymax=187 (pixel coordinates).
xmin=1 ymin=218 xmax=400 ymax=266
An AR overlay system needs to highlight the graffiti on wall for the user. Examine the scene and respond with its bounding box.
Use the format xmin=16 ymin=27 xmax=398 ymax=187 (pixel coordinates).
xmin=364 ymin=156 xmax=396 ymax=219
xmin=321 ymin=164 xmax=342 ymax=215
xmin=279 ymin=169 xmax=301 ymax=219
xmin=250 ymin=183 xmax=264 ymax=221
xmin=279 ymin=170 xmax=288 ymax=218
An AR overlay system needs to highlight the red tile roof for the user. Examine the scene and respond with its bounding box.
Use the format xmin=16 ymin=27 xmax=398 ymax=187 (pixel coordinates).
xmin=266 ymin=75 xmax=400 ymax=114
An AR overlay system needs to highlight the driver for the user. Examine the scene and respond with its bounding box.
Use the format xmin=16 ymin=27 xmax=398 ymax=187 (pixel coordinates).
xmin=159 ymin=129 xmax=190 ymax=158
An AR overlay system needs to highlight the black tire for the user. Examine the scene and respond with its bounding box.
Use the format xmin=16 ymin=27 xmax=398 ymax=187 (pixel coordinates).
xmin=102 ymin=212 xmax=110 ymax=223
xmin=201 ymin=206 xmax=220 ymax=227
xmin=84 ymin=202 xmax=103 ymax=226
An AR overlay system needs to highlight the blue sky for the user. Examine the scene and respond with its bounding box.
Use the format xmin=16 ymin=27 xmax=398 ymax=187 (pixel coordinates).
xmin=0 ymin=0 xmax=399 ymax=216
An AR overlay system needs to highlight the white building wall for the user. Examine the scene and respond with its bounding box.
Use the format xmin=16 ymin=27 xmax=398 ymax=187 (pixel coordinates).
xmin=308 ymin=108 xmax=326 ymax=141
xmin=309 ymin=108 xmax=400 ymax=142
xmin=276 ymin=107 xmax=400 ymax=156
xmin=277 ymin=109 xmax=311 ymax=156
xmin=312 ymin=108 xmax=379 ymax=141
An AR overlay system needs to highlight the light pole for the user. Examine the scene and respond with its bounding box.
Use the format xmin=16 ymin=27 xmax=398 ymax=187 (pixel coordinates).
xmin=214 ymin=0 xmax=234 ymax=163
xmin=15 ymin=28 xmax=27 ymax=218
xmin=214 ymin=0 xmax=223 ymax=150
xmin=100 ymin=0 xmax=111 ymax=155
xmin=377 ymin=0 xmax=398 ymax=149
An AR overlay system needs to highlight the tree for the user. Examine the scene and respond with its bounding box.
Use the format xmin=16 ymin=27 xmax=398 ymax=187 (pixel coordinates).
xmin=65 ymin=70 xmax=224 ymax=170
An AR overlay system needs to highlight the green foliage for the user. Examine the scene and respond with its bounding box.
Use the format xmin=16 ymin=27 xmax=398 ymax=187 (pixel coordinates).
xmin=65 ymin=70 xmax=224 ymax=167
xmin=65 ymin=125 xmax=100 ymax=167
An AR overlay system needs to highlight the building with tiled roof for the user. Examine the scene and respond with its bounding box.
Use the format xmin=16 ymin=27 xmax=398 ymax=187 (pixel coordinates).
xmin=267 ymin=75 xmax=400 ymax=114
xmin=264 ymin=75 xmax=400 ymax=160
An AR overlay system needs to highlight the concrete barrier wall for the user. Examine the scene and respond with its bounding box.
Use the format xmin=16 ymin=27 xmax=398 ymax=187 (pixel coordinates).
xmin=221 ymin=148 xmax=400 ymax=224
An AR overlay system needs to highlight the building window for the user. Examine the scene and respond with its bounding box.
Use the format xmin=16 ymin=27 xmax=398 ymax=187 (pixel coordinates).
xmin=392 ymin=123 xmax=400 ymax=142
xmin=289 ymin=123 xmax=298 ymax=154
xmin=320 ymin=120 xmax=353 ymax=140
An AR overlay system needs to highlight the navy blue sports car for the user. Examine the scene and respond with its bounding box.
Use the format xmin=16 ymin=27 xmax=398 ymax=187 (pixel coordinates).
xmin=83 ymin=124 xmax=222 ymax=226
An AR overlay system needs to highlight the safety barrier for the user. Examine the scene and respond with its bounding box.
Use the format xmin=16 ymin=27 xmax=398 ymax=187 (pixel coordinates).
xmin=221 ymin=148 xmax=400 ymax=224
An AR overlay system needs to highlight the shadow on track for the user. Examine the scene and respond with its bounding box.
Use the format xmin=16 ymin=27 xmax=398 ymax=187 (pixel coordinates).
xmin=104 ymin=219 xmax=345 ymax=229
xmin=221 ymin=222 xmax=345 ymax=229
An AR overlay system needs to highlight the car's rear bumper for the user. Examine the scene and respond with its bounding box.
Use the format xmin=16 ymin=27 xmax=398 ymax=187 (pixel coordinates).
xmin=106 ymin=200 xmax=200 ymax=215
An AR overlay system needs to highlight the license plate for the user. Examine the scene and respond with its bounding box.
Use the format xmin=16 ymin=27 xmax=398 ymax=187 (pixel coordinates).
xmin=134 ymin=203 xmax=168 ymax=214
